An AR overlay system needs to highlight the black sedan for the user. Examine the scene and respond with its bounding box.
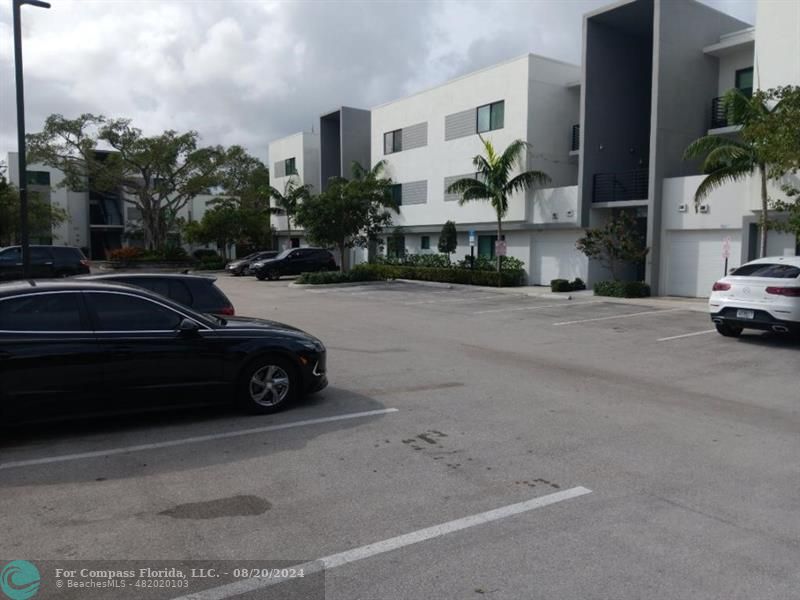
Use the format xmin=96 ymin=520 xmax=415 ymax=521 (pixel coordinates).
xmin=252 ymin=248 xmax=337 ymax=281
xmin=226 ymin=251 xmax=279 ymax=276
xmin=0 ymin=280 xmax=327 ymax=422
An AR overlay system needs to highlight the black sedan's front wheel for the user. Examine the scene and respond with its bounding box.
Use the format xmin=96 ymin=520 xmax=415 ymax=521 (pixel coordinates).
xmin=238 ymin=356 xmax=297 ymax=414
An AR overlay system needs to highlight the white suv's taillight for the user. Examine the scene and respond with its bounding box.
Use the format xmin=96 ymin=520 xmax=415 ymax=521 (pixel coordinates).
xmin=712 ymin=281 xmax=731 ymax=291
xmin=765 ymin=286 xmax=800 ymax=297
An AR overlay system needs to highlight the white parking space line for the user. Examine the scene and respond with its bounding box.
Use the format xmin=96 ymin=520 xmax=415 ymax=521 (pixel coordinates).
xmin=0 ymin=409 xmax=399 ymax=471
xmin=404 ymin=294 xmax=510 ymax=306
xmin=474 ymin=300 xmax=603 ymax=315
xmin=657 ymin=329 xmax=716 ymax=342
xmin=553 ymin=307 xmax=683 ymax=326
xmin=171 ymin=486 xmax=592 ymax=600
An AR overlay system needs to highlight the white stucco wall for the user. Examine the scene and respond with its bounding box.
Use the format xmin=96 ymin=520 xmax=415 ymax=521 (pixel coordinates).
xmin=267 ymin=132 xmax=320 ymax=235
xmin=755 ymin=0 xmax=800 ymax=88
xmin=370 ymin=54 xmax=579 ymax=230
xmin=717 ymin=46 xmax=755 ymax=96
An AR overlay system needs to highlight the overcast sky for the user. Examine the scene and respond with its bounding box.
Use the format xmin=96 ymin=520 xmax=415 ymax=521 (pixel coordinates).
xmin=0 ymin=0 xmax=755 ymax=165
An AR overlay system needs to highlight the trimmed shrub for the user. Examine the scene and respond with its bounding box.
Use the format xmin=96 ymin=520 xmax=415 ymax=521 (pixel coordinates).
xmin=109 ymin=246 xmax=145 ymax=261
xmin=195 ymin=256 xmax=227 ymax=270
xmin=593 ymin=280 xmax=651 ymax=298
xmin=356 ymin=263 xmax=524 ymax=287
xmin=296 ymin=267 xmax=382 ymax=285
xmin=550 ymin=278 xmax=587 ymax=292
xmin=456 ymin=255 xmax=525 ymax=272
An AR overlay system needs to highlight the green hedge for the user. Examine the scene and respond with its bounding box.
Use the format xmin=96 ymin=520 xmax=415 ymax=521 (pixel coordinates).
xmin=593 ymin=280 xmax=651 ymax=298
xmin=296 ymin=269 xmax=382 ymax=285
xmin=356 ymin=263 xmax=524 ymax=287
xmin=550 ymin=278 xmax=586 ymax=292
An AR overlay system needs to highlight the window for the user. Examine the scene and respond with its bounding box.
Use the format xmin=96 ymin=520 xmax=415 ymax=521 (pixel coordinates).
xmin=284 ymin=157 xmax=297 ymax=176
xmin=31 ymin=247 xmax=52 ymax=262
xmin=477 ymin=101 xmax=504 ymax=133
xmin=389 ymin=184 xmax=402 ymax=206
xmin=478 ymin=235 xmax=497 ymax=259
xmin=87 ymin=293 xmax=183 ymax=331
xmin=290 ymin=237 xmax=300 ymax=248
xmin=26 ymin=171 xmax=51 ymax=186
xmin=731 ymin=263 xmax=800 ymax=279
xmin=421 ymin=236 xmax=430 ymax=250
xmin=384 ymin=129 xmax=402 ymax=154
xmin=735 ymin=67 xmax=753 ymax=97
xmin=387 ymin=235 xmax=406 ymax=259
xmin=0 ymin=247 xmax=21 ymax=263
xmin=0 ymin=293 xmax=84 ymax=331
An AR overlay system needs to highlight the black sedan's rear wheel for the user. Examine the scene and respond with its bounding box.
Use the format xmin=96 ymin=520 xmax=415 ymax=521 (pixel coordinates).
xmin=256 ymin=272 xmax=267 ymax=281
xmin=715 ymin=322 xmax=743 ymax=337
xmin=238 ymin=356 xmax=297 ymax=414
xmin=267 ymin=269 xmax=280 ymax=281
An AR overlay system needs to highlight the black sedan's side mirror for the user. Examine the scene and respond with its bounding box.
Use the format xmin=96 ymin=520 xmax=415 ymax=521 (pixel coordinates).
xmin=178 ymin=318 xmax=201 ymax=333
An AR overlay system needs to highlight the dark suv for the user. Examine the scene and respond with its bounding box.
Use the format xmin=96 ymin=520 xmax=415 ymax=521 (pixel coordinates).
xmin=81 ymin=273 xmax=236 ymax=315
xmin=252 ymin=248 xmax=337 ymax=280
xmin=0 ymin=245 xmax=90 ymax=281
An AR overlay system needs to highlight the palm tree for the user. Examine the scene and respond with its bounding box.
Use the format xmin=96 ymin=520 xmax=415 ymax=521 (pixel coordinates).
xmin=268 ymin=176 xmax=311 ymax=249
xmin=446 ymin=136 xmax=551 ymax=273
xmin=684 ymin=88 xmax=783 ymax=258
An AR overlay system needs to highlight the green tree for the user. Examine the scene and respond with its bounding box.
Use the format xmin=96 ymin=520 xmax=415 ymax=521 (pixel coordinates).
xmin=27 ymin=113 xmax=224 ymax=250
xmin=268 ymin=176 xmax=312 ymax=248
xmin=294 ymin=161 xmax=397 ymax=269
xmin=684 ymin=86 xmax=800 ymax=258
xmin=446 ymin=136 xmax=550 ymax=273
xmin=576 ymin=211 xmax=649 ymax=282
xmin=219 ymin=146 xmax=273 ymax=250
xmin=0 ymin=163 xmax=68 ymax=246
xmin=183 ymin=198 xmax=242 ymax=259
xmin=437 ymin=220 xmax=458 ymax=263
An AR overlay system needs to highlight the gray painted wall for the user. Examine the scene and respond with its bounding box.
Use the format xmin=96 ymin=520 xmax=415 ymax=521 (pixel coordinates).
xmin=647 ymin=0 xmax=751 ymax=292
xmin=340 ymin=107 xmax=372 ymax=178
xmin=320 ymin=112 xmax=341 ymax=191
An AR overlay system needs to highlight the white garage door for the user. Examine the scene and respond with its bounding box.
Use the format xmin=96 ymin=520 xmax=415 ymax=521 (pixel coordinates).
xmin=530 ymin=230 xmax=588 ymax=285
xmin=664 ymin=230 xmax=741 ymax=298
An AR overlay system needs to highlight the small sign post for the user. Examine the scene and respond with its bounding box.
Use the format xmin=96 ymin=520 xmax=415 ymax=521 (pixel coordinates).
xmin=722 ymin=236 xmax=731 ymax=276
xmin=495 ymin=240 xmax=507 ymax=257
xmin=469 ymin=230 xmax=476 ymax=270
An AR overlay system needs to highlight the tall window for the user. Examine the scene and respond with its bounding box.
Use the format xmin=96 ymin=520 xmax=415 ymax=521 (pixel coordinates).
xmin=420 ymin=236 xmax=430 ymax=250
xmin=477 ymin=101 xmax=504 ymax=133
xmin=384 ymin=129 xmax=402 ymax=154
xmin=389 ymin=184 xmax=402 ymax=206
xmin=477 ymin=235 xmax=497 ymax=259
xmin=284 ymin=157 xmax=297 ymax=176
xmin=26 ymin=171 xmax=51 ymax=186
xmin=735 ymin=67 xmax=753 ymax=97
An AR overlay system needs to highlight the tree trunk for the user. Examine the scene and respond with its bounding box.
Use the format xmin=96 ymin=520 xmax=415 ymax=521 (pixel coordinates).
xmin=286 ymin=210 xmax=292 ymax=250
xmin=340 ymin=239 xmax=347 ymax=272
xmin=759 ymin=163 xmax=769 ymax=258
xmin=496 ymin=215 xmax=503 ymax=287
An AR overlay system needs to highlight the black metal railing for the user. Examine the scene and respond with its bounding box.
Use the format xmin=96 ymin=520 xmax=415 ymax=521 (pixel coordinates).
xmin=592 ymin=169 xmax=649 ymax=203
xmin=571 ymin=124 xmax=580 ymax=152
xmin=710 ymin=96 xmax=729 ymax=129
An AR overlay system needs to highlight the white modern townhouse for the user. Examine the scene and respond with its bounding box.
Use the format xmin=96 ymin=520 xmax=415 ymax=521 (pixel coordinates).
xmin=370 ymin=53 xmax=584 ymax=284
xmin=364 ymin=0 xmax=798 ymax=296
xmin=268 ymin=131 xmax=320 ymax=249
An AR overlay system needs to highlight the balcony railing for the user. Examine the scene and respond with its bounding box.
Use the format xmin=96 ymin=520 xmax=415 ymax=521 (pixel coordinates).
xmin=710 ymin=96 xmax=730 ymax=129
xmin=592 ymin=169 xmax=648 ymax=203
xmin=571 ymin=124 xmax=580 ymax=152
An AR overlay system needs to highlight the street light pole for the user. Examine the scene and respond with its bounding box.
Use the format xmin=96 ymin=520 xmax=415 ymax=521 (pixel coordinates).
xmin=12 ymin=0 xmax=51 ymax=279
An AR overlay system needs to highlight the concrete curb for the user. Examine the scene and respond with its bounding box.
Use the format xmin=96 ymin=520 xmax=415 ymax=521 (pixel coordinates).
xmin=288 ymin=280 xmax=384 ymax=289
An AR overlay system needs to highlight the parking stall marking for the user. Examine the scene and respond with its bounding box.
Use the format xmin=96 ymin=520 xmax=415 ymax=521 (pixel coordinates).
xmin=403 ymin=294 xmax=511 ymax=306
xmin=657 ymin=329 xmax=716 ymax=342
xmin=474 ymin=300 xmax=604 ymax=315
xmin=171 ymin=486 xmax=593 ymax=600
xmin=0 ymin=408 xmax=399 ymax=471
xmin=553 ymin=307 xmax=684 ymax=326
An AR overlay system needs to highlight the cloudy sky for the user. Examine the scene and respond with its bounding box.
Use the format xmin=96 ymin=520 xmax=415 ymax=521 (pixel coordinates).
xmin=0 ymin=0 xmax=755 ymax=165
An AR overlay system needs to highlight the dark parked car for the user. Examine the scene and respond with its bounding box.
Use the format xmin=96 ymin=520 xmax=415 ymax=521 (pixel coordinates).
xmin=0 ymin=280 xmax=327 ymax=422
xmin=80 ymin=273 xmax=236 ymax=315
xmin=226 ymin=251 xmax=279 ymax=276
xmin=252 ymin=248 xmax=337 ymax=281
xmin=0 ymin=245 xmax=90 ymax=281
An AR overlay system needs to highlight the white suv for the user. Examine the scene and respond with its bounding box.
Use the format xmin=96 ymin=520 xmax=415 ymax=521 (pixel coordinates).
xmin=709 ymin=256 xmax=800 ymax=337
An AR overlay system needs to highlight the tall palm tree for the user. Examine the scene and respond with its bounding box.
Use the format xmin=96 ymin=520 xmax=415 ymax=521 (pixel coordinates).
xmin=684 ymin=88 xmax=784 ymax=258
xmin=446 ymin=136 xmax=551 ymax=273
xmin=268 ymin=176 xmax=311 ymax=249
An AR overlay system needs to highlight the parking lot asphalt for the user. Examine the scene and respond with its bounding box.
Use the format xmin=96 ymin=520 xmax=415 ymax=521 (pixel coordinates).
xmin=2 ymin=277 xmax=799 ymax=599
